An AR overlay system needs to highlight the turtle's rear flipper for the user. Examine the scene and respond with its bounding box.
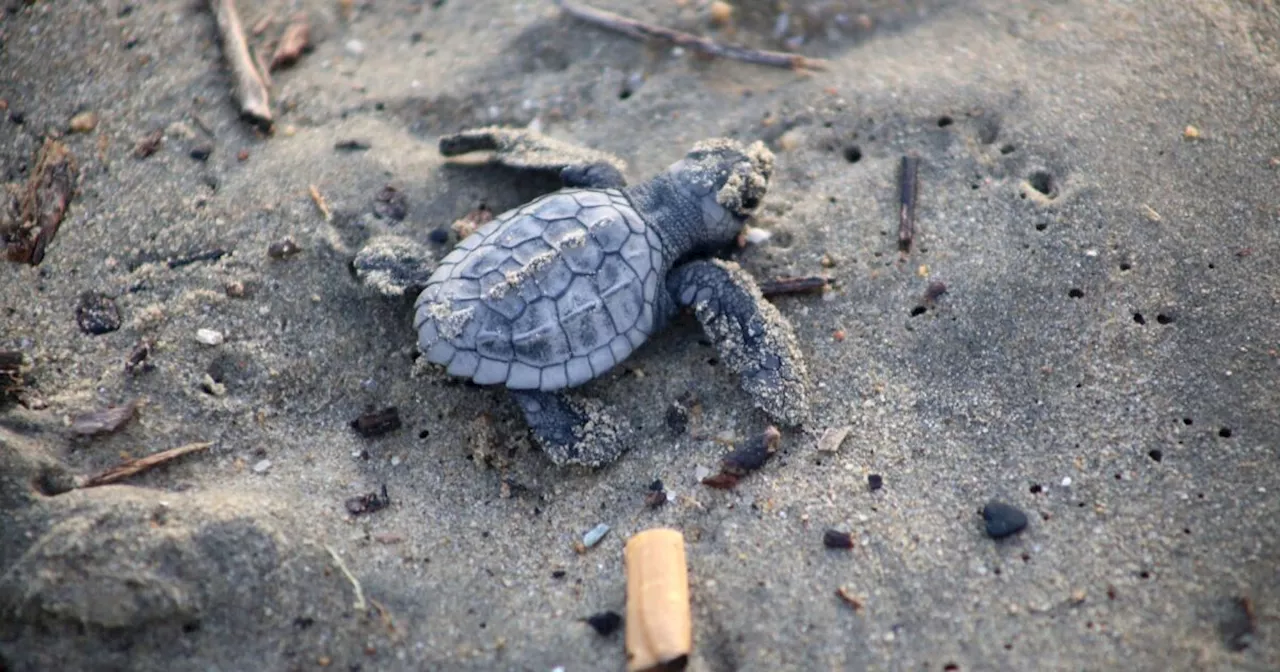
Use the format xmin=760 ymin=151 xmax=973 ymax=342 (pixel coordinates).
xmin=511 ymin=390 xmax=630 ymax=467
xmin=353 ymin=235 xmax=437 ymax=297
xmin=668 ymin=258 xmax=810 ymax=426
xmin=439 ymin=127 xmax=628 ymax=188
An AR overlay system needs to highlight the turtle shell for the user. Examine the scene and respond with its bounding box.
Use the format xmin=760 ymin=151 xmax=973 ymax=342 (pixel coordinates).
xmin=413 ymin=188 xmax=665 ymax=391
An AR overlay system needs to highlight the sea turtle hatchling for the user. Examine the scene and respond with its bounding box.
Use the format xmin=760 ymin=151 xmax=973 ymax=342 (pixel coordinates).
xmin=354 ymin=127 xmax=810 ymax=467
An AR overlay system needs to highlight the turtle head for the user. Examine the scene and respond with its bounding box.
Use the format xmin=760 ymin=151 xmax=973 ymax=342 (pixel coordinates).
xmin=664 ymin=138 xmax=774 ymax=247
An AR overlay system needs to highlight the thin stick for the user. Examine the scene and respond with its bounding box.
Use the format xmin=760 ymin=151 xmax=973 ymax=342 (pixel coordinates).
xmin=758 ymin=275 xmax=829 ymax=297
xmin=75 ymin=442 xmax=212 ymax=488
xmin=898 ymin=155 xmax=920 ymax=253
xmin=555 ymin=1 xmax=828 ymax=72
xmin=326 ymin=545 xmax=368 ymax=612
xmin=209 ymin=0 xmax=273 ymax=130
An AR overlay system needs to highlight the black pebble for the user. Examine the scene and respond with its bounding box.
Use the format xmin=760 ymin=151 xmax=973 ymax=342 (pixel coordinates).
xmin=868 ymin=474 xmax=883 ymax=491
xmin=822 ymin=529 xmax=854 ymax=549
xmin=75 ymin=291 xmax=121 ymax=335
xmin=9 ymin=111 xmax=25 ymax=125
xmin=584 ymin=611 xmax=622 ymax=636
xmin=427 ymin=228 xmax=450 ymax=245
xmin=982 ymin=500 xmax=1028 ymax=539
xmin=189 ymin=144 xmax=213 ymax=161
xmin=334 ymin=139 xmax=371 ymax=152
xmin=351 ymin=407 xmax=402 ymax=437
xmin=648 ymin=479 xmax=664 ymax=492
xmin=373 ymin=186 xmax=409 ymax=221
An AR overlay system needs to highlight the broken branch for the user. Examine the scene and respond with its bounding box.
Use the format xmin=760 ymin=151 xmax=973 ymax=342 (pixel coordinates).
xmin=555 ymin=1 xmax=828 ymax=72
xmin=75 ymin=442 xmax=212 ymax=488
xmin=208 ymin=0 xmax=273 ymax=130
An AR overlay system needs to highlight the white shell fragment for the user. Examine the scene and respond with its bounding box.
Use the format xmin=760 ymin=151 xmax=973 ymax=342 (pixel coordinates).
xmin=583 ymin=523 xmax=611 ymax=548
xmin=252 ymin=459 xmax=272 ymax=474
xmin=817 ymin=426 xmax=853 ymax=453
xmin=196 ymin=328 xmax=225 ymax=346
xmin=742 ymin=226 xmax=772 ymax=245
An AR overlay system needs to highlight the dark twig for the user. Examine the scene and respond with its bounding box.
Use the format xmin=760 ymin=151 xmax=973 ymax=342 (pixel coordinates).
xmin=208 ymin=0 xmax=273 ymax=130
xmin=75 ymin=442 xmax=212 ymax=488
xmin=758 ymin=275 xmax=829 ymax=297
xmin=898 ymin=156 xmax=920 ymax=253
xmin=555 ymin=1 xmax=828 ymax=72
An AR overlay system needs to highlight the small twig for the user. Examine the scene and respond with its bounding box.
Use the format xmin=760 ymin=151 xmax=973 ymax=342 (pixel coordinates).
xmin=309 ymin=184 xmax=332 ymax=222
xmin=555 ymin=0 xmax=828 ymax=72
xmin=758 ymin=275 xmax=829 ymax=297
xmin=208 ymin=0 xmax=273 ymax=130
xmin=75 ymin=442 xmax=212 ymax=489
xmin=898 ymin=155 xmax=920 ymax=253
xmin=326 ymin=545 xmax=367 ymax=612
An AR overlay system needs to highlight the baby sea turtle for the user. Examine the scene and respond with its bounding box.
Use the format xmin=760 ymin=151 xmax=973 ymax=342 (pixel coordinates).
xmin=354 ymin=127 xmax=810 ymax=467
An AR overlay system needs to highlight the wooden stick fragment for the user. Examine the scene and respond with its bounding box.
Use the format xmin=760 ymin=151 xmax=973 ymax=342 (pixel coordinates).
xmin=555 ymin=0 xmax=828 ymax=72
xmin=898 ymin=155 xmax=920 ymax=253
xmin=757 ymin=275 xmax=829 ymax=297
xmin=208 ymin=0 xmax=273 ymax=130
xmin=625 ymin=529 xmax=692 ymax=671
xmin=75 ymin=442 xmax=212 ymax=489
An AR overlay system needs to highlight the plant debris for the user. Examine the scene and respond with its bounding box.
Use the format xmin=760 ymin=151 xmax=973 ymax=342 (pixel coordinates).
xmin=309 ymin=184 xmax=332 ymax=221
xmin=351 ymin=407 xmax=402 ymax=437
xmin=835 ymin=586 xmax=864 ymax=612
xmin=701 ymin=425 xmax=781 ymax=489
xmin=757 ymin=275 xmax=829 ymax=297
xmin=74 ymin=441 xmax=213 ymax=489
xmin=345 ymin=484 xmax=391 ymax=516
xmin=207 ymin=0 xmax=273 ymax=129
xmin=583 ymin=611 xmax=623 ymax=636
xmin=134 ymin=129 xmax=165 ymax=159
xmin=898 ymin=155 xmax=920 ymax=253
xmin=2 ymin=138 xmax=78 ymax=265
xmin=70 ymin=399 xmax=141 ymax=437
xmin=450 ymin=205 xmax=493 ymax=240
xmin=555 ymin=0 xmax=828 ymax=71
xmin=75 ymin=291 xmax=122 ymax=335
xmin=269 ymin=13 xmax=311 ymax=70
xmin=0 ymin=350 xmax=31 ymax=401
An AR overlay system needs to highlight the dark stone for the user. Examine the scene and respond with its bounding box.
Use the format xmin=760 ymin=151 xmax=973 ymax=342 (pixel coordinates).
xmin=427 ymin=228 xmax=450 ymax=245
xmin=75 ymin=291 xmax=121 ymax=335
xmin=868 ymin=474 xmax=883 ymax=491
xmin=822 ymin=529 xmax=854 ymax=549
xmin=373 ymin=186 xmax=409 ymax=221
xmin=982 ymin=500 xmax=1028 ymax=539
xmin=583 ymin=611 xmax=622 ymax=636
xmin=189 ymin=144 xmax=213 ymax=161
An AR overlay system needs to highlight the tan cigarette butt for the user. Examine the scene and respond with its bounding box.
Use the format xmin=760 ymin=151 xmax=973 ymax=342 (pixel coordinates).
xmin=625 ymin=528 xmax=691 ymax=672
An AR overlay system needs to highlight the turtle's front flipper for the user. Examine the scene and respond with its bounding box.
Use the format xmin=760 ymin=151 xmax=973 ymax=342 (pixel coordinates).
xmin=510 ymin=390 xmax=631 ymax=467
xmin=669 ymin=258 xmax=810 ymax=426
xmin=439 ymin=126 xmax=628 ymax=188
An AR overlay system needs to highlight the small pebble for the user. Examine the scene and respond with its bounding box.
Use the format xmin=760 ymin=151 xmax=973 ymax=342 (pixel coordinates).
xmin=373 ymin=185 xmax=409 ymax=221
xmin=582 ymin=523 xmax=610 ymax=548
xmin=742 ymin=226 xmax=772 ymax=244
xmin=236 ymin=148 xmax=250 ymax=161
xmin=822 ymin=529 xmax=854 ymax=549
xmin=196 ymin=328 xmax=225 ymax=346
xmin=868 ymin=474 xmax=883 ymax=491
xmin=709 ymin=1 xmax=733 ymax=26
xmin=345 ymin=39 xmax=365 ymax=56
xmin=267 ymin=238 xmax=302 ymax=259
xmin=1183 ymin=125 xmax=1200 ymax=140
xmin=75 ymin=291 xmax=121 ymax=335
xmin=252 ymin=459 xmax=272 ymax=474
xmin=189 ymin=144 xmax=213 ymax=161
xmin=694 ymin=465 xmax=712 ymax=482
xmin=68 ymin=110 xmax=98 ymax=133
xmin=583 ymin=611 xmax=622 ymax=636
xmin=982 ymin=500 xmax=1029 ymax=539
